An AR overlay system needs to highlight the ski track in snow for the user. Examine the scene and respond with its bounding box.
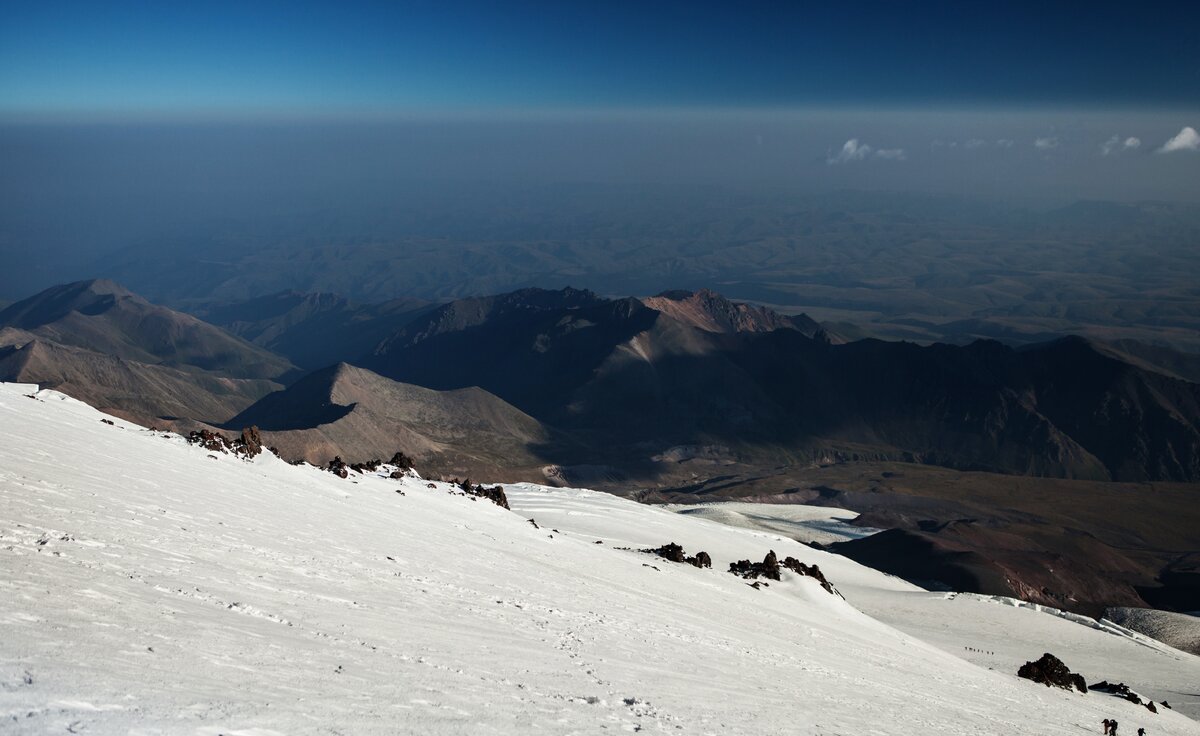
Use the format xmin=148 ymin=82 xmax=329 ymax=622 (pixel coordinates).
xmin=0 ymin=383 xmax=1197 ymax=735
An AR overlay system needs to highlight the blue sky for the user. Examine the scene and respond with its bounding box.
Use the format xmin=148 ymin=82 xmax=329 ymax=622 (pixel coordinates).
xmin=2 ymin=0 xmax=1199 ymax=116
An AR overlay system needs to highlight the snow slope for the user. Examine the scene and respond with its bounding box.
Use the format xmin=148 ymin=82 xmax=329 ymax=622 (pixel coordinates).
xmin=666 ymin=502 xmax=882 ymax=545
xmin=2 ymin=382 xmax=1197 ymax=735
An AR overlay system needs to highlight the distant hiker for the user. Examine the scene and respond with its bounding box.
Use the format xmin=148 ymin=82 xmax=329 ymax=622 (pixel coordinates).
xmin=1137 ymin=728 xmax=1145 ymax=736
xmin=1111 ymin=721 xmax=1118 ymax=735
xmin=1103 ymin=719 xmax=1112 ymax=734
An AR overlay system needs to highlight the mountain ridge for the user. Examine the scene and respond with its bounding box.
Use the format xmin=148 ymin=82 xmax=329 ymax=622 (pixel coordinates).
xmin=0 ymin=279 xmax=297 ymax=380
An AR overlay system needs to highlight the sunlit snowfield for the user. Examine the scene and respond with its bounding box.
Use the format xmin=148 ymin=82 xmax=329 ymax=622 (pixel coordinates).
xmin=2 ymin=383 xmax=1198 ymax=735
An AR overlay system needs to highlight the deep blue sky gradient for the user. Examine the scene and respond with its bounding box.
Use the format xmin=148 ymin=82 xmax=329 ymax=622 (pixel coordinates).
xmin=3 ymin=0 xmax=1199 ymax=116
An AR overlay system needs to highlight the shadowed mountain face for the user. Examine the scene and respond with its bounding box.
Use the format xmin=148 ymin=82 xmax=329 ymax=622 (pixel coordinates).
xmin=229 ymin=363 xmax=553 ymax=480
xmin=364 ymin=288 xmax=1200 ymax=483
xmin=197 ymin=291 xmax=434 ymax=370
xmin=0 ymin=280 xmax=296 ymax=380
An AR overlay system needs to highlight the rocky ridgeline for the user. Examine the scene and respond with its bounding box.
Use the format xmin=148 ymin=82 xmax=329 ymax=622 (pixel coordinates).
xmin=187 ymin=426 xmax=268 ymax=459
xmin=642 ymin=542 xmax=712 ymax=569
xmin=729 ymin=550 xmax=841 ymax=596
xmin=326 ymin=451 xmax=415 ymax=479
xmin=452 ymin=478 xmax=511 ymax=509
xmin=316 ymin=454 xmax=510 ymax=510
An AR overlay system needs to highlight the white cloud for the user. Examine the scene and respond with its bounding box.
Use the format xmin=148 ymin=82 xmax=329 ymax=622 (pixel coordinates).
xmin=995 ymin=139 xmax=1015 ymax=148
xmin=1102 ymin=135 xmax=1143 ymax=156
xmin=1034 ymin=136 xmax=1059 ymax=150
xmin=1157 ymin=126 xmax=1200 ymax=153
xmin=964 ymin=138 xmax=987 ymax=149
xmin=827 ymin=139 xmax=871 ymax=164
xmin=827 ymin=139 xmax=906 ymax=164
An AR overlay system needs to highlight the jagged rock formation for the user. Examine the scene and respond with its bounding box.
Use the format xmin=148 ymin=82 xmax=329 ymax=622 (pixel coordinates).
xmin=186 ymin=426 xmax=268 ymax=459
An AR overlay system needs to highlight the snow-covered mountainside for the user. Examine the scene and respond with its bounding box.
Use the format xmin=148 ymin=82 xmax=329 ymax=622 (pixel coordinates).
xmin=2 ymin=382 xmax=1197 ymax=735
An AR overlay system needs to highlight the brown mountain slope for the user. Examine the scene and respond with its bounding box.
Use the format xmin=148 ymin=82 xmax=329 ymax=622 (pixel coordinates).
xmin=0 ymin=279 xmax=296 ymax=380
xmin=0 ymin=333 xmax=280 ymax=425
xmin=228 ymin=363 xmax=553 ymax=480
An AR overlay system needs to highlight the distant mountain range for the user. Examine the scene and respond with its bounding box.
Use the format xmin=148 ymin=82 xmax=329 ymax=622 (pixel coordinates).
xmin=362 ymin=287 xmax=1200 ymax=484
xmin=4 ymin=279 xmax=1198 ymax=486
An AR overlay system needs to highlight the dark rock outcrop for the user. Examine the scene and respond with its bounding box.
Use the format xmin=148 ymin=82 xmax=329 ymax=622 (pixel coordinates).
xmin=729 ymin=551 xmax=782 ymax=581
xmin=453 ymin=479 xmax=510 ymax=509
xmin=187 ymin=426 xmax=270 ymax=459
xmin=238 ymin=426 xmax=263 ymax=458
xmin=643 ymin=543 xmax=712 ymax=568
xmin=728 ymin=551 xmax=840 ymax=595
xmin=1017 ymin=653 xmax=1087 ymax=693
xmin=350 ymin=459 xmax=381 ymax=474
xmin=327 ymin=455 xmax=349 ymax=478
xmin=647 ymin=543 xmax=686 ymax=564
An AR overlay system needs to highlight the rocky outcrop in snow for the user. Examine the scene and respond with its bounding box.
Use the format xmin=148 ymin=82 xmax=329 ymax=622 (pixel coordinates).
xmin=1018 ymin=653 xmax=1088 ymax=693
